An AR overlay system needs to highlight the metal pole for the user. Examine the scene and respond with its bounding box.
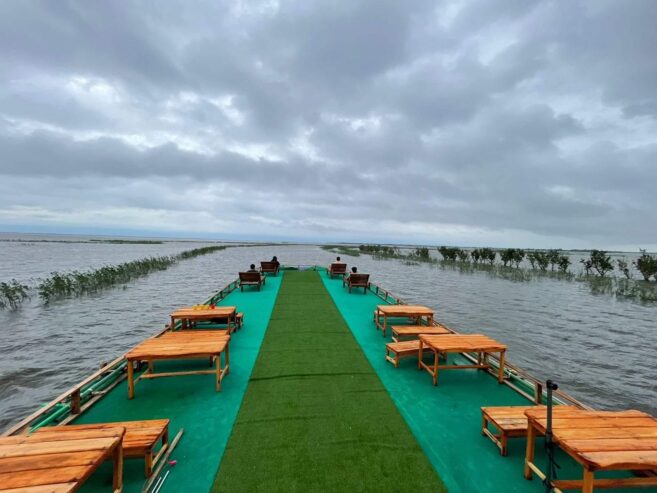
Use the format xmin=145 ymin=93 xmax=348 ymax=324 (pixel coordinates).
xmin=545 ymin=379 xmax=558 ymax=492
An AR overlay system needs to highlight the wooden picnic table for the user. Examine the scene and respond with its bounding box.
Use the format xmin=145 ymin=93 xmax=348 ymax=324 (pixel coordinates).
xmin=418 ymin=334 xmax=506 ymax=385
xmin=374 ymin=305 xmax=434 ymax=337
xmin=0 ymin=426 xmax=124 ymax=492
xmin=391 ymin=324 xmax=451 ymax=341
xmin=170 ymin=306 xmax=237 ymax=332
xmin=126 ymin=330 xmax=230 ymax=399
xmin=524 ymin=407 xmax=657 ymax=492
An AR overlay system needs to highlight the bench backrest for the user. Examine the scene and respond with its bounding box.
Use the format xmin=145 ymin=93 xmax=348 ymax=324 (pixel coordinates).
xmin=239 ymin=272 xmax=262 ymax=282
xmin=349 ymin=273 xmax=370 ymax=285
xmin=261 ymin=261 xmax=279 ymax=272
xmin=330 ymin=263 xmax=347 ymax=273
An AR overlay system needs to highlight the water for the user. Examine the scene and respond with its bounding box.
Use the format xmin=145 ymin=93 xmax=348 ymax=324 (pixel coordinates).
xmin=0 ymin=237 xmax=655 ymax=431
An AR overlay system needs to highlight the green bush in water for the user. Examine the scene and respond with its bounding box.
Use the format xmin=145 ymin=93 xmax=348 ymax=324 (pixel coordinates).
xmin=0 ymin=279 xmax=30 ymax=310
xmin=581 ymin=249 xmax=613 ymax=277
xmin=634 ymin=250 xmax=657 ymax=281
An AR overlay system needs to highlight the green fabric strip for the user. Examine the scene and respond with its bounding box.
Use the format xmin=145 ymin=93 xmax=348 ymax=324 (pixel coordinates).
xmin=212 ymin=270 xmax=445 ymax=492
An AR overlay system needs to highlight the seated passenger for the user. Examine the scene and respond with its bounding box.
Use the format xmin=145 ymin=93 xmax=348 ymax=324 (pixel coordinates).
xmin=247 ymin=263 xmax=258 ymax=273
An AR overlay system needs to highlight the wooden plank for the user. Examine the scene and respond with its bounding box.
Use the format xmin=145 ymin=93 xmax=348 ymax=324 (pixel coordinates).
xmin=0 ymin=451 xmax=100 ymax=474
xmin=0 ymin=438 xmax=118 ymax=459
xmin=0 ymin=483 xmax=76 ymax=493
xmin=578 ymin=450 xmax=657 ymax=470
xmin=0 ymin=465 xmax=93 ymax=489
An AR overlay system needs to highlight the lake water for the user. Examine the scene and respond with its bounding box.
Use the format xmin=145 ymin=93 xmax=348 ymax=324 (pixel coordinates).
xmin=0 ymin=236 xmax=655 ymax=431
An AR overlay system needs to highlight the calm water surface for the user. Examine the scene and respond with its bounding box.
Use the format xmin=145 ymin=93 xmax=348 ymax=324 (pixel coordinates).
xmin=0 ymin=239 xmax=655 ymax=431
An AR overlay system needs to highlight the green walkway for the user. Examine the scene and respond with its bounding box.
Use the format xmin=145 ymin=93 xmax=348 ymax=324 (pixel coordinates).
xmin=77 ymin=274 xmax=283 ymax=493
xmin=212 ymin=271 xmax=445 ymax=492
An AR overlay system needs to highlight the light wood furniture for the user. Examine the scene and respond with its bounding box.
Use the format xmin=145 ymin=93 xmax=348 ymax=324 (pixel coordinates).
xmin=418 ymin=334 xmax=506 ymax=385
xmin=481 ymin=405 xmax=545 ymax=456
xmin=126 ymin=331 xmax=230 ymax=399
xmin=0 ymin=426 xmax=124 ymax=492
xmin=328 ymin=262 xmax=347 ymax=278
xmin=374 ymin=305 xmax=434 ymax=337
xmin=36 ymin=419 xmax=170 ymax=478
xmin=170 ymin=306 xmax=237 ymax=332
xmin=391 ymin=324 xmax=451 ymax=341
xmin=524 ymin=407 xmax=657 ymax=492
xmin=385 ymin=340 xmax=421 ymax=367
xmin=239 ymin=272 xmax=265 ymax=291
xmin=260 ymin=261 xmax=279 ymax=275
xmin=343 ymin=273 xmax=370 ymax=293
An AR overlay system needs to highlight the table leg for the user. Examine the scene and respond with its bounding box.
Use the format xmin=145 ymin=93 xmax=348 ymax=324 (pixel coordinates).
xmin=127 ymin=360 xmax=135 ymax=399
xmin=148 ymin=360 xmax=154 ymax=373
xmin=228 ymin=313 xmax=233 ymax=333
xmin=498 ymin=350 xmax=506 ymax=383
xmin=383 ymin=314 xmax=387 ymax=337
xmin=170 ymin=316 xmax=174 ymax=330
xmin=524 ymin=421 xmax=536 ymax=479
xmin=582 ymin=469 xmax=594 ymax=493
xmin=216 ymin=352 xmax=222 ymax=392
xmin=418 ymin=339 xmax=423 ymax=369
xmin=225 ymin=343 xmax=230 ymax=376
xmin=113 ymin=440 xmax=123 ymax=492
xmin=432 ymin=348 xmax=439 ymax=386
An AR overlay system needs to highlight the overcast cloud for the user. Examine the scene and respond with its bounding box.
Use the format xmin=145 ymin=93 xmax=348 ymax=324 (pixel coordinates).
xmin=1 ymin=0 xmax=657 ymax=249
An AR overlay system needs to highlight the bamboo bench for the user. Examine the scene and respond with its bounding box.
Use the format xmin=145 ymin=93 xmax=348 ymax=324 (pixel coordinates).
xmin=239 ymin=271 xmax=265 ymax=291
xmin=343 ymin=273 xmax=370 ymax=293
xmin=36 ymin=419 xmax=170 ymax=477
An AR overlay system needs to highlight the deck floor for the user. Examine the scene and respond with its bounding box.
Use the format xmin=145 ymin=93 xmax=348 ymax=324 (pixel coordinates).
xmin=212 ymin=270 xmax=445 ymax=491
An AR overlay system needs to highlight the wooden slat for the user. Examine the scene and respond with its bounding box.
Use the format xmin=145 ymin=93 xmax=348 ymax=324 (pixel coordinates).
xmin=377 ymin=305 xmax=433 ymax=316
xmin=0 ymin=438 xmax=119 ymax=459
xmin=0 ymin=451 xmax=100 ymax=474
xmin=578 ymin=450 xmax=657 ymax=470
xmin=0 ymin=465 xmax=90 ymax=489
xmin=0 ymin=483 xmax=76 ymax=493
xmin=392 ymin=325 xmax=450 ymax=336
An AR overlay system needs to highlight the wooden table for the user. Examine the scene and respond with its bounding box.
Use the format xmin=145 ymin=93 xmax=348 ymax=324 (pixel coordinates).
xmin=0 ymin=426 xmax=124 ymax=492
xmin=524 ymin=407 xmax=657 ymax=492
xmin=170 ymin=306 xmax=237 ymax=332
xmin=418 ymin=334 xmax=506 ymax=385
xmin=391 ymin=324 xmax=450 ymax=341
xmin=126 ymin=331 xmax=230 ymax=399
xmin=374 ymin=305 xmax=434 ymax=337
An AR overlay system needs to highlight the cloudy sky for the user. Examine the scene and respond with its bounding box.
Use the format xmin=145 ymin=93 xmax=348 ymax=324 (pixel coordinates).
xmin=1 ymin=1 xmax=656 ymax=249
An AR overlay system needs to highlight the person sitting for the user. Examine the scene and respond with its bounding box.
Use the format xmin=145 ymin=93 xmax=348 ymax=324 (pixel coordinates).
xmin=247 ymin=263 xmax=258 ymax=273
xmin=350 ymin=266 xmax=357 ymax=274
xmin=271 ymin=256 xmax=280 ymax=268
xmin=336 ymin=256 xmax=342 ymax=262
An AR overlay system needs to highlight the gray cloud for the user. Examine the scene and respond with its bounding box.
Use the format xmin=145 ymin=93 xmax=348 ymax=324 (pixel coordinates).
xmin=1 ymin=0 xmax=657 ymax=249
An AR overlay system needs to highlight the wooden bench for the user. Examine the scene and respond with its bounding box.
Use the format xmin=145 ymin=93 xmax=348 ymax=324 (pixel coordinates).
xmin=239 ymin=271 xmax=265 ymax=291
xmin=391 ymin=325 xmax=451 ymax=341
xmin=328 ymin=262 xmax=347 ymax=278
xmin=260 ymin=261 xmax=279 ymax=275
xmin=36 ymin=419 xmax=170 ymax=477
xmin=374 ymin=305 xmax=434 ymax=337
xmin=481 ymin=406 xmax=544 ymax=456
xmin=385 ymin=340 xmax=421 ymax=367
xmin=343 ymin=273 xmax=370 ymax=293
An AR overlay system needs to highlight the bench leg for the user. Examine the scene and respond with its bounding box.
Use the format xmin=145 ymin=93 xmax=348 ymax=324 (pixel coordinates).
xmin=145 ymin=449 xmax=153 ymax=478
xmin=432 ymin=349 xmax=439 ymax=385
xmin=500 ymin=433 xmax=508 ymax=456
xmin=127 ymin=360 xmax=135 ymax=399
xmin=583 ymin=469 xmax=594 ymax=493
xmin=524 ymin=424 xmax=536 ymax=479
xmin=113 ymin=441 xmax=123 ymax=492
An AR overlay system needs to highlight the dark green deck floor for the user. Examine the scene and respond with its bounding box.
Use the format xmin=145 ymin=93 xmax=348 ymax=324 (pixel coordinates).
xmin=212 ymin=271 xmax=445 ymax=492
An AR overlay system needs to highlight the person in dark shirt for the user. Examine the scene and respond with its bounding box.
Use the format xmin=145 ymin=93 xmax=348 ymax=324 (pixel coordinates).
xmin=271 ymin=256 xmax=280 ymax=268
xmin=247 ymin=264 xmax=258 ymax=272
xmin=351 ymin=266 xmax=357 ymax=273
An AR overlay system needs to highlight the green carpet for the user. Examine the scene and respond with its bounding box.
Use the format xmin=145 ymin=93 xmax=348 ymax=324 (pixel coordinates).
xmin=212 ymin=271 xmax=446 ymax=492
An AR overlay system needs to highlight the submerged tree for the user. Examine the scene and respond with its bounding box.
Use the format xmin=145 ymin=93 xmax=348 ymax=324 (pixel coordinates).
xmin=616 ymin=258 xmax=632 ymax=279
xmin=634 ymin=250 xmax=657 ymax=281
xmin=581 ymin=250 xmax=613 ymax=277
xmin=0 ymin=280 xmax=30 ymax=310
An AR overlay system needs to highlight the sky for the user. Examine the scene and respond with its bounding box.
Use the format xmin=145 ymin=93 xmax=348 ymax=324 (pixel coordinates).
xmin=1 ymin=1 xmax=657 ymax=249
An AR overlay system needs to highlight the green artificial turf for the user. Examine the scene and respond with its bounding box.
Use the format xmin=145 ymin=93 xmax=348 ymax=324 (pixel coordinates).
xmin=212 ymin=271 xmax=446 ymax=492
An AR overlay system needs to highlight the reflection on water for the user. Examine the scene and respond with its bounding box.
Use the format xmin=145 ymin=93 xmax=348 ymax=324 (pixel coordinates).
xmin=0 ymin=242 xmax=655 ymax=432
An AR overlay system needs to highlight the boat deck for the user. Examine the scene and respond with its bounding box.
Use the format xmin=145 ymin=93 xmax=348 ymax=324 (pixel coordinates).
xmin=53 ymin=270 xmax=638 ymax=492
